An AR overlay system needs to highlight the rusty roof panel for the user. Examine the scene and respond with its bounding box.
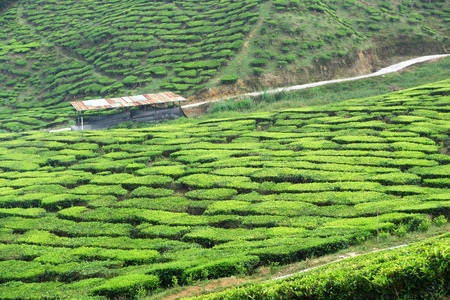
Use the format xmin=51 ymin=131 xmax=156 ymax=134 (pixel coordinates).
xmin=70 ymin=93 xmax=187 ymax=111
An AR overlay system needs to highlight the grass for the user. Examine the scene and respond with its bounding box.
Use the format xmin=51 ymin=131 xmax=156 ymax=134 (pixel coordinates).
xmin=146 ymin=222 xmax=450 ymax=300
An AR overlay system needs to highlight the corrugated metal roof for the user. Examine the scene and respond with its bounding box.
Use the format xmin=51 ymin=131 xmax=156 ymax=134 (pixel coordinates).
xmin=70 ymin=92 xmax=187 ymax=111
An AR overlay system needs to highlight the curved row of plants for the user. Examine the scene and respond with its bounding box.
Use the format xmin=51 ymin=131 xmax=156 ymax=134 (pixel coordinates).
xmin=0 ymin=79 xmax=448 ymax=298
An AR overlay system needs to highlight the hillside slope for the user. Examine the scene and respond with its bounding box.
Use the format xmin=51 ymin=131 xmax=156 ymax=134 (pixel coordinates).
xmin=0 ymin=0 xmax=449 ymax=130
xmin=0 ymin=79 xmax=448 ymax=298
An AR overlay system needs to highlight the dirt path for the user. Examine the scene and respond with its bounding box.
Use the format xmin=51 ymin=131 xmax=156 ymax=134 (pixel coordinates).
xmin=163 ymin=276 xmax=260 ymax=300
xmin=182 ymin=54 xmax=450 ymax=109
xmin=235 ymin=17 xmax=265 ymax=65
xmin=271 ymin=244 xmax=407 ymax=281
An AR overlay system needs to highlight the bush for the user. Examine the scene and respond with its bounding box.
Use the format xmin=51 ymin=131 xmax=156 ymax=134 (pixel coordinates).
xmin=423 ymin=178 xmax=450 ymax=188
xmin=417 ymin=218 xmax=431 ymax=232
xmin=122 ymin=175 xmax=173 ymax=189
xmin=70 ymin=159 xmax=134 ymax=173
xmin=369 ymin=172 xmax=420 ymax=185
xmin=220 ymin=74 xmax=239 ymax=84
xmin=115 ymin=197 xmax=191 ymax=212
xmin=130 ymin=187 xmax=174 ymax=198
xmin=177 ymin=174 xmax=259 ymax=191
xmin=144 ymin=261 xmax=195 ymax=287
xmin=0 ymin=216 xmax=133 ymax=238
xmin=70 ymin=247 xmax=160 ymax=265
xmin=122 ymin=75 xmax=138 ymax=86
xmin=90 ymin=274 xmax=160 ymax=298
xmin=68 ymin=184 xmax=128 ymax=196
xmin=137 ymin=224 xmax=191 ymax=239
xmin=15 ymin=59 xmax=27 ymax=66
xmin=41 ymin=194 xmax=78 ymax=210
xmin=90 ymin=173 xmax=135 ymax=185
xmin=135 ymin=165 xmax=188 ymax=179
xmin=182 ymin=255 xmax=260 ymax=282
xmin=394 ymin=225 xmax=407 ymax=237
xmin=0 ymin=160 xmax=40 ymax=171
xmin=368 ymin=24 xmax=381 ymax=31
xmin=250 ymin=58 xmax=268 ymax=67
xmin=0 ymin=260 xmax=49 ymax=282
xmin=389 ymin=142 xmax=437 ymax=153
xmin=0 ymin=208 xmax=46 ymax=218
xmin=433 ymin=215 xmax=447 ymax=227
xmin=0 ymin=281 xmax=82 ymax=299
xmin=185 ymin=188 xmax=238 ymax=200
xmin=253 ymin=67 xmax=264 ymax=76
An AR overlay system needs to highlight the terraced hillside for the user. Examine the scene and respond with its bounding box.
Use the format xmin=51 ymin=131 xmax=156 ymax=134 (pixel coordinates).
xmin=0 ymin=79 xmax=449 ymax=298
xmin=0 ymin=0 xmax=449 ymax=130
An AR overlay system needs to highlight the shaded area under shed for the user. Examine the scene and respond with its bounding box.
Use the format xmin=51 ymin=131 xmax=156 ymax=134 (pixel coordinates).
xmin=70 ymin=92 xmax=187 ymax=131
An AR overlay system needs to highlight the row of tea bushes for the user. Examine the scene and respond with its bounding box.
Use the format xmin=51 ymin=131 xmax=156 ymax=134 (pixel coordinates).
xmin=189 ymin=234 xmax=450 ymax=299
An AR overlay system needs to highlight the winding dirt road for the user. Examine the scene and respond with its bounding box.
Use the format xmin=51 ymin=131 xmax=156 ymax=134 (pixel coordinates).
xmin=182 ymin=54 xmax=449 ymax=109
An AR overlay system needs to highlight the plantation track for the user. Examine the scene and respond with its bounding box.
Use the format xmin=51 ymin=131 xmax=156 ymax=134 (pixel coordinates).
xmin=182 ymin=54 xmax=450 ymax=109
xmin=271 ymin=243 xmax=408 ymax=281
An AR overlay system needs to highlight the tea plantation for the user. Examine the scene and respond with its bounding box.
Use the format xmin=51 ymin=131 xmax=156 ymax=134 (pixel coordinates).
xmin=0 ymin=79 xmax=449 ymax=298
xmin=0 ymin=0 xmax=449 ymax=130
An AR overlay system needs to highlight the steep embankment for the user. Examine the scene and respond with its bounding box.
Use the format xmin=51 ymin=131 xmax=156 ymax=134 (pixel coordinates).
xmin=182 ymin=54 xmax=450 ymax=110
xmin=0 ymin=0 xmax=449 ymax=131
